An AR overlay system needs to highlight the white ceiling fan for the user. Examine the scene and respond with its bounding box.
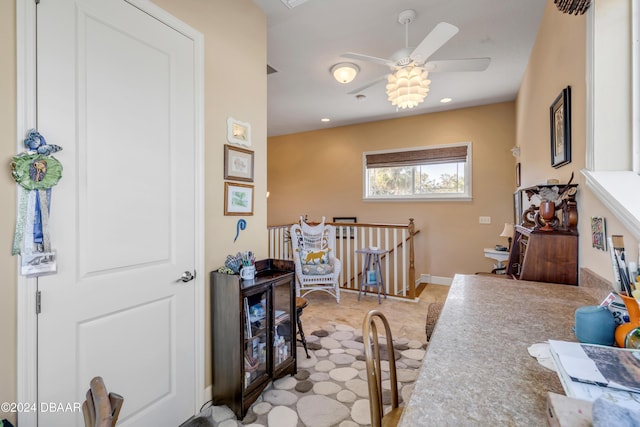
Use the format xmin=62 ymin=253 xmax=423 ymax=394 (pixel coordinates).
xmin=342 ymin=9 xmax=491 ymax=97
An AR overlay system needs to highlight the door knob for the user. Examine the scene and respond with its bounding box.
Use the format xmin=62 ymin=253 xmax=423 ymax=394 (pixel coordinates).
xmin=178 ymin=271 xmax=195 ymax=283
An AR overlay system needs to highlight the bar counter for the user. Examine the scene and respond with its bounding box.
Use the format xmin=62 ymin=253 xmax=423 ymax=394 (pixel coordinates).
xmin=399 ymin=274 xmax=597 ymax=426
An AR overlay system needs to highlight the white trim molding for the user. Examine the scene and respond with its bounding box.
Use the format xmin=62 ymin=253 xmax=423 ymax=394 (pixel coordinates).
xmin=582 ymin=170 xmax=640 ymax=240
xmin=419 ymin=274 xmax=453 ymax=286
xmin=583 ymin=0 xmax=640 ymax=244
xmin=16 ymin=0 xmax=39 ymax=425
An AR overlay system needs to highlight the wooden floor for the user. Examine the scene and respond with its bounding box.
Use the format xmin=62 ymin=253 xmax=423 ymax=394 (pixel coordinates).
xmin=299 ymin=283 xmax=450 ymax=343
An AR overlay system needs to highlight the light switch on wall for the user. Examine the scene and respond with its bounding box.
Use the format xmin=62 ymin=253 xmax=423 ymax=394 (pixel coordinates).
xmin=479 ymin=216 xmax=491 ymax=224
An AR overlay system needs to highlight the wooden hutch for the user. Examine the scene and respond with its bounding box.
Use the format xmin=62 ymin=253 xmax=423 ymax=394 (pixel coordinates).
xmin=506 ymin=183 xmax=579 ymax=285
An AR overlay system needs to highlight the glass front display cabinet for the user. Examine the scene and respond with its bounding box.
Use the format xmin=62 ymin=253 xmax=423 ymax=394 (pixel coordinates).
xmin=210 ymin=259 xmax=296 ymax=419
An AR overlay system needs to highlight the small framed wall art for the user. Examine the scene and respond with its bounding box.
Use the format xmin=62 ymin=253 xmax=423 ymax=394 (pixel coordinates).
xmin=227 ymin=117 xmax=251 ymax=147
xmin=224 ymin=144 xmax=254 ymax=182
xmin=224 ymin=182 xmax=254 ymax=216
xmin=550 ymin=86 xmax=571 ymax=168
xmin=591 ymin=216 xmax=607 ymax=251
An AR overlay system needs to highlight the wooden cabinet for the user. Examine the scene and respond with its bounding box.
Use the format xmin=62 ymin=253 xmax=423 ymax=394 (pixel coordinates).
xmin=507 ymin=184 xmax=579 ymax=285
xmin=507 ymin=226 xmax=578 ymax=285
xmin=210 ymin=259 xmax=296 ymax=419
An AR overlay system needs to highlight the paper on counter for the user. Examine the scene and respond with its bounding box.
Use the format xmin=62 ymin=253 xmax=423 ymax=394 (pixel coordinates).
xmin=528 ymin=342 xmax=557 ymax=371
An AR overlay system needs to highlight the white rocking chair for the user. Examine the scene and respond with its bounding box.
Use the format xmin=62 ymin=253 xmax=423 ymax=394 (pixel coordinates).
xmin=290 ymin=217 xmax=341 ymax=303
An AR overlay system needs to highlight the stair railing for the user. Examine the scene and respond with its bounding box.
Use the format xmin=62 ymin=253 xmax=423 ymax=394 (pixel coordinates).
xmin=268 ymin=218 xmax=419 ymax=300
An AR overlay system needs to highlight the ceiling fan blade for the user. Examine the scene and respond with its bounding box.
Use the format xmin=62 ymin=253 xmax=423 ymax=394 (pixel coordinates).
xmin=410 ymin=22 xmax=459 ymax=64
xmin=424 ymin=58 xmax=491 ymax=72
xmin=347 ymin=75 xmax=387 ymax=95
xmin=341 ymin=52 xmax=394 ymax=67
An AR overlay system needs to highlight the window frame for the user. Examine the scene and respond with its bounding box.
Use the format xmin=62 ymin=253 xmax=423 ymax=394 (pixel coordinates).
xmin=362 ymin=142 xmax=472 ymax=202
xmin=583 ymin=0 xmax=640 ymax=239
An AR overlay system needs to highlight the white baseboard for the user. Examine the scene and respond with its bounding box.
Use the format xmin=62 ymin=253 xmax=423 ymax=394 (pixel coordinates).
xmin=418 ymin=274 xmax=452 ymax=286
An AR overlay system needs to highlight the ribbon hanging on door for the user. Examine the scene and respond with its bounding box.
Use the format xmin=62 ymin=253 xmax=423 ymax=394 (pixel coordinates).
xmin=11 ymin=129 xmax=63 ymax=276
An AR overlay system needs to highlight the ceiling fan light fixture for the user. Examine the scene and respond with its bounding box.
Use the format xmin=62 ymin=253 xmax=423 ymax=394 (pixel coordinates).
xmin=386 ymin=66 xmax=430 ymax=109
xmin=331 ymin=63 xmax=359 ymax=84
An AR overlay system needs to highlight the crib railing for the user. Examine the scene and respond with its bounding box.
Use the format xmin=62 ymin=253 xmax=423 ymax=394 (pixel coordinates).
xmin=268 ymin=219 xmax=419 ymax=300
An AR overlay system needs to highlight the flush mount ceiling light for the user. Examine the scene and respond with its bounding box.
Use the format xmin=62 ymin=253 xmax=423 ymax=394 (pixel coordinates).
xmin=331 ymin=63 xmax=359 ymax=84
xmin=385 ymin=65 xmax=431 ymax=109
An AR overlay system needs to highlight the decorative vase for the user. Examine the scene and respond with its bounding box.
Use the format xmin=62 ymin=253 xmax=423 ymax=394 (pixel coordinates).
xmin=539 ymin=201 xmax=556 ymax=231
xmin=614 ymin=293 xmax=640 ymax=348
xmin=567 ymin=203 xmax=579 ymax=228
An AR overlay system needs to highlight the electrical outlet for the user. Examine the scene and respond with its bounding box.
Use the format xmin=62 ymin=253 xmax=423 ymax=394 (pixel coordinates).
xmin=479 ymin=216 xmax=491 ymax=224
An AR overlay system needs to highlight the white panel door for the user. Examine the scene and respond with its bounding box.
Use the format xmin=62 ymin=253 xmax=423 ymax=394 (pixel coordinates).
xmin=36 ymin=1 xmax=198 ymax=425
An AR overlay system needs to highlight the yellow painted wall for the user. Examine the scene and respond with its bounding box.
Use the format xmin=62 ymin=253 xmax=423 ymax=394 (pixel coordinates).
xmin=517 ymin=0 xmax=638 ymax=286
xmin=268 ymin=102 xmax=517 ymax=278
xmin=0 ymin=1 xmax=17 ymax=424
xmin=1 ymin=0 xmax=266 ymax=414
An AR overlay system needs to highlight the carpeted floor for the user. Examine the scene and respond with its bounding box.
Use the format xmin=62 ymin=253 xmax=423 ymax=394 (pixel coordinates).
xmin=186 ymin=285 xmax=449 ymax=427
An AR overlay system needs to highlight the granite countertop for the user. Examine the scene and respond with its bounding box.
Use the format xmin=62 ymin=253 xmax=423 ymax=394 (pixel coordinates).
xmin=399 ymin=274 xmax=597 ymax=426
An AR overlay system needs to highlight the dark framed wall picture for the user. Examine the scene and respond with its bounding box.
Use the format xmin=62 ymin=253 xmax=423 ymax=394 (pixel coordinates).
xmin=224 ymin=182 xmax=254 ymax=216
xmin=224 ymin=144 xmax=254 ymax=182
xmin=515 ymin=162 xmax=521 ymax=187
xmin=550 ymin=86 xmax=571 ymax=168
xmin=333 ymin=217 xmax=357 ymax=238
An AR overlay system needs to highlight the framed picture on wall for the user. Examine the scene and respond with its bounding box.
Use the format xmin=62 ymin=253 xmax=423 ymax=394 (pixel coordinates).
xmin=227 ymin=117 xmax=251 ymax=147
xmin=591 ymin=216 xmax=607 ymax=251
xmin=224 ymin=182 xmax=254 ymax=216
xmin=550 ymin=86 xmax=572 ymax=168
xmin=333 ymin=217 xmax=357 ymax=238
xmin=224 ymin=144 xmax=254 ymax=182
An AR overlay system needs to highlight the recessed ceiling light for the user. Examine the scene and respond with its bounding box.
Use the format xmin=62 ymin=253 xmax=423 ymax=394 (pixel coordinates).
xmin=440 ymin=97 xmax=452 ymax=103
xmin=321 ymin=118 xmax=330 ymax=122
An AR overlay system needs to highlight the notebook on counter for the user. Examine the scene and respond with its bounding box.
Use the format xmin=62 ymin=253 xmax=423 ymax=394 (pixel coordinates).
xmin=548 ymin=340 xmax=640 ymax=410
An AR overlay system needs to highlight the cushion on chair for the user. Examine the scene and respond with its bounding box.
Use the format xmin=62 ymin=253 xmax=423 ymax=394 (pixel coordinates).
xmin=301 ymin=262 xmax=335 ymax=275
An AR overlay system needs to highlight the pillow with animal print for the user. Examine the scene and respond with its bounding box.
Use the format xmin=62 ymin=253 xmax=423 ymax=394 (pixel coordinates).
xmin=300 ymin=248 xmax=330 ymax=265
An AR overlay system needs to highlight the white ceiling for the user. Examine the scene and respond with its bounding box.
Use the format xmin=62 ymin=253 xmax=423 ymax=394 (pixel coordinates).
xmin=253 ymin=0 xmax=547 ymax=137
